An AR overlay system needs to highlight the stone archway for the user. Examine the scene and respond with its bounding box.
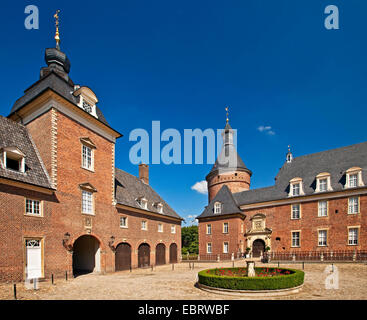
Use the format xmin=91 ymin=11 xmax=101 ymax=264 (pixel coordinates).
xmin=72 ymin=235 xmax=100 ymax=276
xmin=252 ymin=239 xmax=265 ymax=258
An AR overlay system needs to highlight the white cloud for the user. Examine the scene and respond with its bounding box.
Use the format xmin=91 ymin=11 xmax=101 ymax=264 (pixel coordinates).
xmin=257 ymin=125 xmax=275 ymax=135
xmin=191 ymin=180 xmax=208 ymax=194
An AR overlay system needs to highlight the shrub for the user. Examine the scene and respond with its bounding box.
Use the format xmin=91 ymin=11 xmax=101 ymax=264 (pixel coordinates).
xmin=198 ymin=267 xmax=304 ymax=291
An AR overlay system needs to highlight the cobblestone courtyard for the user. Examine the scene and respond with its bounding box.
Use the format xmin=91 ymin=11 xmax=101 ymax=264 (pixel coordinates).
xmin=1 ymin=261 xmax=367 ymax=300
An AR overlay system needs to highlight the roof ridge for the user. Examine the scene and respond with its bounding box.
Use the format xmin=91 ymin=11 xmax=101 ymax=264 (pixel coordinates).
xmin=292 ymin=141 xmax=367 ymax=161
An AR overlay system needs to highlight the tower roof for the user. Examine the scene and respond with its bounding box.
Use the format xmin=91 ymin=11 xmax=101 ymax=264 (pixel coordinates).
xmin=207 ymin=121 xmax=251 ymax=179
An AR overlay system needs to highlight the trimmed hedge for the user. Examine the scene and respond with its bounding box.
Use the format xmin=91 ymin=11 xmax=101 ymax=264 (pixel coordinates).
xmin=198 ymin=267 xmax=304 ymax=291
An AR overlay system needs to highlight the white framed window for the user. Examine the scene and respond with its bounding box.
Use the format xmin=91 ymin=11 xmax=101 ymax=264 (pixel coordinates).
xmin=223 ymin=242 xmax=229 ymax=253
xmin=137 ymin=198 xmax=148 ymax=210
xmin=292 ymin=183 xmax=300 ymax=196
xmin=157 ymin=203 xmax=163 ymax=214
xmin=223 ymin=222 xmax=229 ymax=234
xmin=348 ymin=197 xmax=359 ymax=214
xmin=291 ymin=204 xmax=300 ymax=219
xmin=289 ymin=178 xmax=305 ymax=197
xmin=318 ymin=230 xmax=327 ymax=246
xmin=25 ymin=199 xmax=41 ymax=216
xmin=214 ymin=202 xmax=221 ymax=214
xmin=349 ymin=174 xmax=358 ymax=188
xmin=171 ymin=225 xmax=176 ymax=234
xmin=207 ymin=224 xmax=212 ymax=235
xmin=348 ymin=228 xmax=359 ymax=245
xmin=82 ymin=144 xmax=93 ymax=170
xmin=82 ymin=190 xmax=93 ymax=215
xmin=158 ymin=223 xmax=163 ymax=232
xmin=319 ymin=179 xmax=327 ymax=191
xmin=120 ymin=217 xmax=128 ymax=228
xmin=318 ymin=201 xmax=328 ymax=217
xmin=141 ymin=220 xmax=147 ymax=230
xmin=2 ymin=147 xmax=25 ymax=173
xmin=291 ymin=231 xmax=300 ymax=247
xmin=207 ymin=242 xmax=212 ymax=254
xmin=345 ymin=167 xmax=364 ymax=188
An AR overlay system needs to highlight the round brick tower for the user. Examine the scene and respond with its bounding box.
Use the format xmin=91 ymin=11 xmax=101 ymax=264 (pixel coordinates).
xmin=206 ymin=121 xmax=252 ymax=203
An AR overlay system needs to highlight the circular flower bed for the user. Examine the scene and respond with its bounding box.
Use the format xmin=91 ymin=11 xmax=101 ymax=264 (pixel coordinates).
xmin=198 ymin=267 xmax=304 ymax=291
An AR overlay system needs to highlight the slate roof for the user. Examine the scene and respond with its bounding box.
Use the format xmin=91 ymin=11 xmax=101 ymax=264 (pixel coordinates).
xmin=234 ymin=141 xmax=367 ymax=206
xmin=9 ymin=71 xmax=110 ymax=128
xmin=199 ymin=141 xmax=367 ymax=218
xmin=115 ymin=168 xmax=183 ymax=220
xmin=0 ymin=116 xmax=53 ymax=189
xmin=197 ymin=185 xmax=243 ymax=219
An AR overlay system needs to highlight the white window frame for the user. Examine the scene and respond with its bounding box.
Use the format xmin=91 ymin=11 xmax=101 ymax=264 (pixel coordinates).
xmin=348 ymin=197 xmax=359 ymax=214
xmin=81 ymin=144 xmax=94 ymax=171
xmin=158 ymin=223 xmax=163 ymax=232
xmin=82 ymin=190 xmax=94 ymax=215
xmin=2 ymin=148 xmax=25 ymax=173
xmin=223 ymin=242 xmax=229 ymax=254
xmin=345 ymin=167 xmax=364 ymax=189
xmin=157 ymin=203 xmax=163 ymax=214
xmin=291 ymin=231 xmax=300 ymax=248
xmin=120 ymin=216 xmax=128 ymax=228
xmin=214 ymin=202 xmax=221 ymax=214
xmin=137 ymin=198 xmax=148 ymax=210
xmin=289 ymin=178 xmax=305 ymax=197
xmin=171 ymin=225 xmax=176 ymax=234
xmin=223 ymin=222 xmax=229 ymax=234
xmin=207 ymin=224 xmax=212 ymax=235
xmin=207 ymin=242 xmax=212 ymax=254
xmin=291 ymin=204 xmax=301 ymax=219
xmin=318 ymin=230 xmax=327 ymax=247
xmin=25 ymin=199 xmax=42 ymax=216
xmin=318 ymin=200 xmax=328 ymax=217
xmin=141 ymin=220 xmax=148 ymax=230
xmin=348 ymin=227 xmax=359 ymax=246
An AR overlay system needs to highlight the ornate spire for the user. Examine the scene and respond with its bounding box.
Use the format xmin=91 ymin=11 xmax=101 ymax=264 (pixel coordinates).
xmin=225 ymin=106 xmax=229 ymax=124
xmin=54 ymin=10 xmax=61 ymax=50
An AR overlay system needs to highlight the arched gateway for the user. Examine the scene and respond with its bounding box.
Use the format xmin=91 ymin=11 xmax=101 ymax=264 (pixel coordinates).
xmin=155 ymin=243 xmax=166 ymax=266
xmin=72 ymin=235 xmax=101 ymax=276
xmin=138 ymin=243 xmax=150 ymax=268
xmin=252 ymin=239 xmax=265 ymax=258
xmin=115 ymin=243 xmax=131 ymax=271
xmin=169 ymin=243 xmax=178 ymax=263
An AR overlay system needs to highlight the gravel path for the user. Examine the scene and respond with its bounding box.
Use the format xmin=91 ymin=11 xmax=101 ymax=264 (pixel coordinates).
xmin=1 ymin=261 xmax=366 ymax=300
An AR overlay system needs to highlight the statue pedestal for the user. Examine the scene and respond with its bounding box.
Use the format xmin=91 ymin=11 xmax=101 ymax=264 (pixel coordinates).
xmin=246 ymin=261 xmax=256 ymax=277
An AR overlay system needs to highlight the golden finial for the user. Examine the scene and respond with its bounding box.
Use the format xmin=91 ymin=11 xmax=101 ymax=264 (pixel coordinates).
xmin=225 ymin=106 xmax=229 ymax=123
xmin=54 ymin=10 xmax=61 ymax=50
xmin=288 ymin=145 xmax=291 ymax=152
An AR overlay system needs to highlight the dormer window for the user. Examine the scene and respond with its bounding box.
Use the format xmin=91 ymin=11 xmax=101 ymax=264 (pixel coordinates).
xmin=289 ymin=178 xmax=305 ymax=197
xmin=73 ymin=86 xmax=99 ymax=119
xmin=1 ymin=147 xmax=25 ymax=173
xmin=157 ymin=203 xmax=163 ymax=214
xmin=345 ymin=167 xmax=364 ymax=189
xmin=214 ymin=202 xmax=222 ymax=214
xmin=137 ymin=197 xmax=148 ymax=210
xmin=315 ymin=172 xmax=333 ymax=193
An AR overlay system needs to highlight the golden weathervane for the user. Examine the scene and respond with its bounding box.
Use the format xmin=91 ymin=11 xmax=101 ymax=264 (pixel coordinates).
xmin=54 ymin=10 xmax=61 ymax=50
xmin=225 ymin=106 xmax=229 ymax=123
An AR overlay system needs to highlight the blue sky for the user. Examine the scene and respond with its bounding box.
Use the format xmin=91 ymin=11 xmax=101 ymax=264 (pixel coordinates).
xmin=1 ymin=1 xmax=366 ymax=225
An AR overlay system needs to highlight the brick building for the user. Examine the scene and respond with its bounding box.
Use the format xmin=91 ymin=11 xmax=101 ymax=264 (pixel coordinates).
xmin=0 ymin=43 xmax=182 ymax=282
xmin=197 ymin=120 xmax=367 ymax=259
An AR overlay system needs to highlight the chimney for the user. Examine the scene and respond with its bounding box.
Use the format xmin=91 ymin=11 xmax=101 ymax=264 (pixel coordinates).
xmin=139 ymin=164 xmax=149 ymax=185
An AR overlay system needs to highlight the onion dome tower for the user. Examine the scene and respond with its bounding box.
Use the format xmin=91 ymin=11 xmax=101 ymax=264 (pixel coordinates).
xmin=205 ymin=107 xmax=252 ymax=203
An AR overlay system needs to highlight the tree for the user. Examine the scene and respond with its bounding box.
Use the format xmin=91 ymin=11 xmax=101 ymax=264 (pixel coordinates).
xmin=181 ymin=225 xmax=198 ymax=254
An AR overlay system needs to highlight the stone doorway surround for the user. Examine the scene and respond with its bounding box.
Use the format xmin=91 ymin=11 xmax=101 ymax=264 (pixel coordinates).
xmin=245 ymin=213 xmax=272 ymax=258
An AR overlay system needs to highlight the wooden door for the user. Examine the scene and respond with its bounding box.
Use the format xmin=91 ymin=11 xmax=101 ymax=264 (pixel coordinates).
xmin=155 ymin=244 xmax=166 ymax=266
xmin=138 ymin=244 xmax=150 ymax=268
xmin=115 ymin=243 xmax=131 ymax=271
xmin=169 ymin=243 xmax=178 ymax=263
xmin=252 ymin=239 xmax=265 ymax=257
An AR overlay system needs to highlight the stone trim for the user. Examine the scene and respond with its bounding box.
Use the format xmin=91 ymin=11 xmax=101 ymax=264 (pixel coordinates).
xmin=50 ymin=108 xmax=58 ymax=189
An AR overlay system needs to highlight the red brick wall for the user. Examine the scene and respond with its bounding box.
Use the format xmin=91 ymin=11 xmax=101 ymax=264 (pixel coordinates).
xmin=198 ymin=215 xmax=244 ymax=258
xmin=207 ymin=171 xmax=250 ymax=202
xmin=0 ymin=107 xmax=181 ymax=282
xmin=199 ymin=194 xmax=367 ymax=258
